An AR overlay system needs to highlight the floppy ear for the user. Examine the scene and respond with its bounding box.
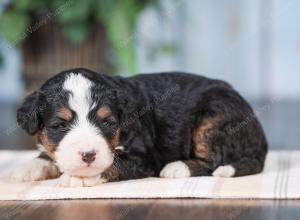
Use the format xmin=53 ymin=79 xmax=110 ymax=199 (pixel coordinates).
xmin=114 ymin=89 xmax=137 ymax=131
xmin=17 ymin=91 xmax=47 ymax=135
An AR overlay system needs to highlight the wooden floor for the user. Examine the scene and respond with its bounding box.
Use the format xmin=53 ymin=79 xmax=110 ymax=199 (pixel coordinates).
xmin=0 ymin=199 xmax=300 ymax=220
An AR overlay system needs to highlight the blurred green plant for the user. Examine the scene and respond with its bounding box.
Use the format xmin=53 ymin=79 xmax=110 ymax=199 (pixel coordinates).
xmin=0 ymin=0 xmax=157 ymax=74
xmin=147 ymin=42 xmax=177 ymax=61
xmin=0 ymin=53 xmax=3 ymax=70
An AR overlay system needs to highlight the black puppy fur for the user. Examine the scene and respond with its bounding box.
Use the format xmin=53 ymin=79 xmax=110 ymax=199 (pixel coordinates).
xmin=17 ymin=68 xmax=268 ymax=181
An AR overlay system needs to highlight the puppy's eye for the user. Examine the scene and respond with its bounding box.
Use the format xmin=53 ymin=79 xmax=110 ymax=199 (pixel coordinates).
xmin=102 ymin=121 xmax=109 ymax=127
xmin=102 ymin=117 xmax=116 ymax=127
xmin=50 ymin=122 xmax=67 ymax=129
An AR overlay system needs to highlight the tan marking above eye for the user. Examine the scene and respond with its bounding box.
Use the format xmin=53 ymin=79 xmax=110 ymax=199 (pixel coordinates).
xmin=97 ymin=105 xmax=112 ymax=119
xmin=57 ymin=107 xmax=73 ymax=121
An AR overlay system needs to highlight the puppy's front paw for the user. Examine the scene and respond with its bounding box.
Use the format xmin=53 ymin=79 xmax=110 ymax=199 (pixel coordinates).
xmin=10 ymin=158 xmax=60 ymax=182
xmin=160 ymin=161 xmax=191 ymax=178
xmin=59 ymin=173 xmax=106 ymax=187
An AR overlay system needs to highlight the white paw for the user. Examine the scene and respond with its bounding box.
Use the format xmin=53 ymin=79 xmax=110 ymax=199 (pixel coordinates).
xmin=160 ymin=161 xmax=191 ymax=178
xmin=10 ymin=158 xmax=59 ymax=182
xmin=212 ymin=165 xmax=235 ymax=177
xmin=59 ymin=173 xmax=106 ymax=187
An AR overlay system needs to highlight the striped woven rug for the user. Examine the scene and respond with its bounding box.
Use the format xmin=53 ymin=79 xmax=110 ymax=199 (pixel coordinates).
xmin=0 ymin=150 xmax=299 ymax=200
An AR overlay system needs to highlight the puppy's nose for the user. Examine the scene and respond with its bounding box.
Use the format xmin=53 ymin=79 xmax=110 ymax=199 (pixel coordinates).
xmin=80 ymin=151 xmax=96 ymax=164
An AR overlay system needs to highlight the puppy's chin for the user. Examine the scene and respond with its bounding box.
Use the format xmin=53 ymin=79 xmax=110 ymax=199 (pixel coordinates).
xmin=63 ymin=166 xmax=104 ymax=177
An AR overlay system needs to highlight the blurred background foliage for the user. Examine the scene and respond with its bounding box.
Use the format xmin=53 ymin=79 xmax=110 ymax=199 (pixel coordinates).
xmin=0 ymin=0 xmax=158 ymax=74
xmin=0 ymin=52 xmax=3 ymax=69
xmin=0 ymin=0 xmax=300 ymax=150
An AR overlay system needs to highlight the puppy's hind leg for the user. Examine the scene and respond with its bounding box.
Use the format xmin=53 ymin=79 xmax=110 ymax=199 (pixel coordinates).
xmin=160 ymin=159 xmax=213 ymax=178
xmin=213 ymin=157 xmax=265 ymax=177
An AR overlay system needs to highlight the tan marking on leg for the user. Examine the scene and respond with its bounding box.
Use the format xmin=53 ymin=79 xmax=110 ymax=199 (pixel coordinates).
xmin=192 ymin=116 xmax=220 ymax=159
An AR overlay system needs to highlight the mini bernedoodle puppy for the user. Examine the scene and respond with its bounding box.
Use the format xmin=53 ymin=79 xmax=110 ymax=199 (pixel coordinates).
xmin=11 ymin=68 xmax=268 ymax=187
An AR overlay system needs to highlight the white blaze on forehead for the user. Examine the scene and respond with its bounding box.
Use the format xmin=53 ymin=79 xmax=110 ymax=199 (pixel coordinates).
xmin=63 ymin=73 xmax=93 ymax=118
